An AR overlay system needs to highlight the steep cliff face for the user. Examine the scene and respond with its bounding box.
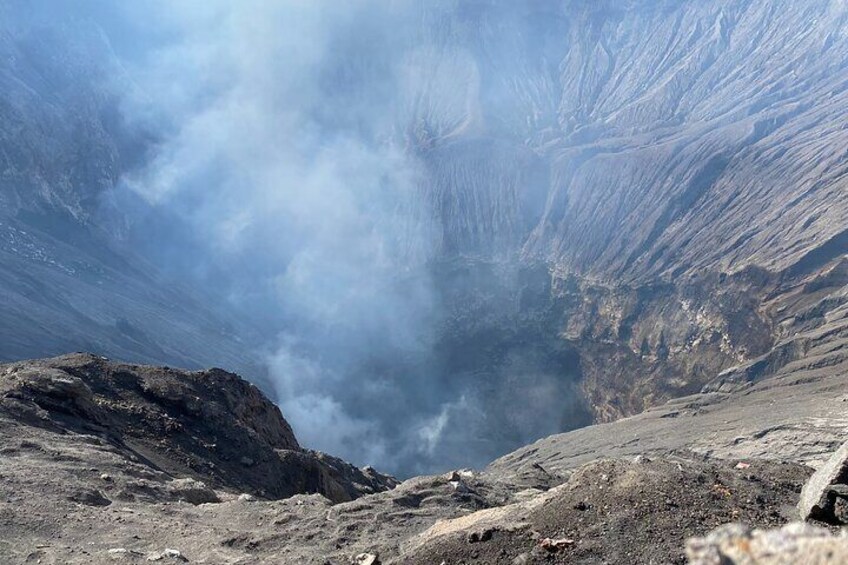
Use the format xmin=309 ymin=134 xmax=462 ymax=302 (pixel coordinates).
xmin=0 ymin=22 xmax=130 ymax=220
xmin=406 ymin=0 xmax=848 ymax=421
xmin=529 ymin=0 xmax=848 ymax=281
xmin=0 ymin=22 xmax=265 ymax=376
xmin=1 ymin=0 xmax=846 ymax=457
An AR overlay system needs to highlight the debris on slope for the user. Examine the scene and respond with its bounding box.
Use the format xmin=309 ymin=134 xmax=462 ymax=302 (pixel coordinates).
xmin=0 ymin=353 xmax=837 ymax=564
xmin=488 ymin=360 xmax=848 ymax=482
xmin=399 ymin=455 xmax=808 ymax=564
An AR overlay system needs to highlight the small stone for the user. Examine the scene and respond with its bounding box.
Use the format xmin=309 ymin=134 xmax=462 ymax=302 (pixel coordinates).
xmin=166 ymin=478 xmax=219 ymax=505
xmin=450 ymin=480 xmax=471 ymax=494
xmin=69 ymin=489 xmax=111 ymax=507
xmin=735 ymin=462 xmax=751 ymax=470
xmin=467 ymin=528 xmax=494 ymax=543
xmin=109 ymin=548 xmax=142 ymax=559
xmin=238 ymin=493 xmax=255 ymax=502
xmin=354 ymin=552 xmax=380 ymax=565
xmin=147 ymin=549 xmax=187 ymax=562
xmin=101 ymin=473 xmax=113 ymax=482
xmin=686 ymin=522 xmax=848 ymax=563
xmin=539 ymin=537 xmax=575 ymax=553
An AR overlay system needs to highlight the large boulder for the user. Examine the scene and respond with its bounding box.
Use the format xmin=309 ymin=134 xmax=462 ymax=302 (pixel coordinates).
xmin=799 ymin=440 xmax=848 ymax=523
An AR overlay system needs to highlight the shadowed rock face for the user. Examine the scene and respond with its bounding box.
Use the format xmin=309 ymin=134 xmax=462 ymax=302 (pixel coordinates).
xmin=0 ymin=353 xmax=397 ymax=503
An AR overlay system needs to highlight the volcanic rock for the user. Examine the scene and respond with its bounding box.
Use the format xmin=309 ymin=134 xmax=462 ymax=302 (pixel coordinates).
xmin=0 ymin=353 xmax=837 ymax=564
xmin=0 ymin=353 xmax=396 ymax=504
xmin=799 ymin=439 xmax=848 ymax=523
xmin=687 ymin=523 xmax=848 ymax=565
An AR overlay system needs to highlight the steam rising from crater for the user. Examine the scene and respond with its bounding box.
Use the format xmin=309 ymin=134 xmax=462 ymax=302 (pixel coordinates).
xmin=26 ymin=0 xmax=588 ymax=476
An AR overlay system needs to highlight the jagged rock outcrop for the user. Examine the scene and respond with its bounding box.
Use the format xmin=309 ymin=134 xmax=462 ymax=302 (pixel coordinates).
xmin=799 ymin=439 xmax=848 ymax=524
xmin=0 ymin=410 xmax=809 ymax=564
xmin=0 ymin=353 xmax=397 ymax=505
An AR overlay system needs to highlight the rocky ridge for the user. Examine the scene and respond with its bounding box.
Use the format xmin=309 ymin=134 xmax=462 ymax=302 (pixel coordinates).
xmin=0 ymin=354 xmax=396 ymax=508
xmin=3 ymin=353 xmax=848 ymax=564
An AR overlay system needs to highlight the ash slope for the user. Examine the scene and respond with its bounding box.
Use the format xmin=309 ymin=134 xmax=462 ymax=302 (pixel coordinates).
xmin=3 ymin=353 xmax=845 ymax=565
xmin=0 ymin=19 xmax=263 ymax=375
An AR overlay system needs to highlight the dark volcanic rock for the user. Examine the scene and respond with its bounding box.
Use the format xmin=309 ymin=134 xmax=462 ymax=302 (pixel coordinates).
xmin=0 ymin=443 xmax=809 ymax=564
xmin=0 ymin=353 xmax=397 ymax=503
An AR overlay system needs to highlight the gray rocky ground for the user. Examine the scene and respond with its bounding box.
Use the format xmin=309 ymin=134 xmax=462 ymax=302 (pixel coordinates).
xmin=2 ymin=2 xmax=848 ymax=563
xmin=2 ymin=353 xmax=848 ymax=564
